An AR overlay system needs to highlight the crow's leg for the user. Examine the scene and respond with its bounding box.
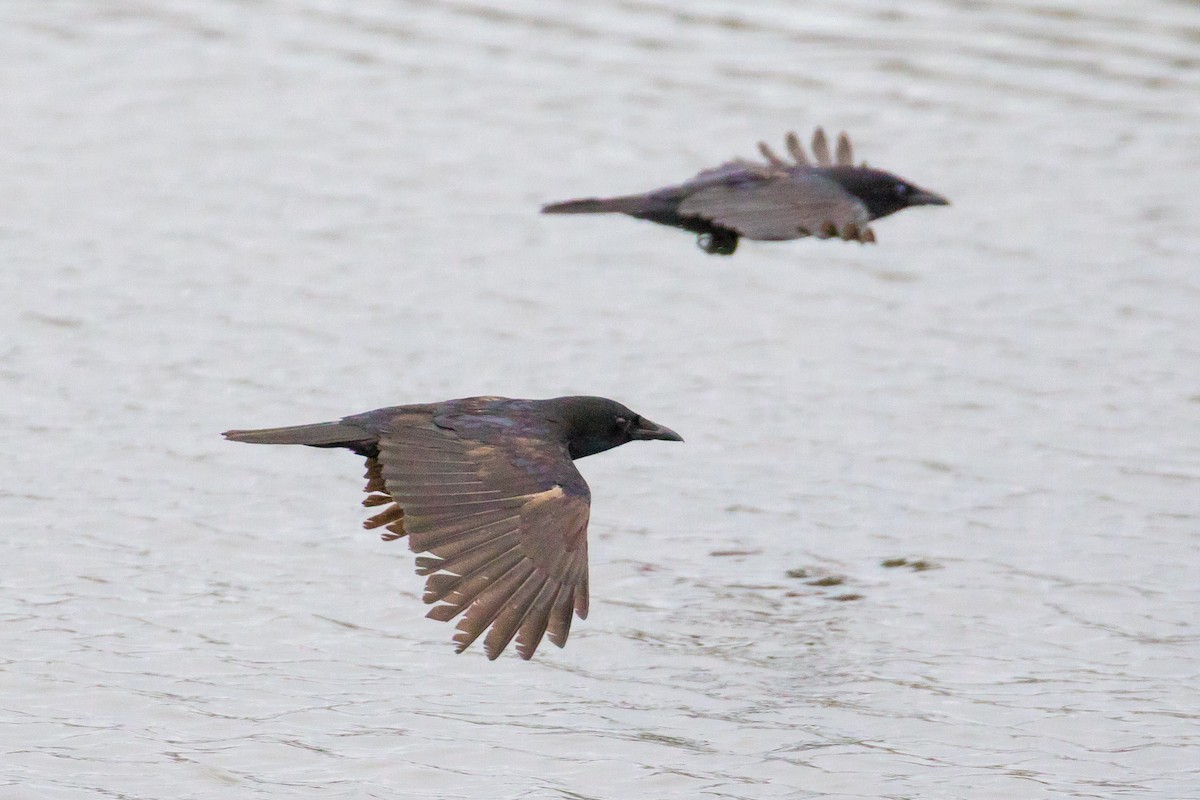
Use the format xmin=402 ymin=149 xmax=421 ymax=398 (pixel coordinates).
xmin=697 ymin=228 xmax=739 ymax=255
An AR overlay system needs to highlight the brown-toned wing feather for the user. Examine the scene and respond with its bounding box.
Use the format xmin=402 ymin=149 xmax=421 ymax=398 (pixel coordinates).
xmin=784 ymin=131 xmax=809 ymax=165
xmin=362 ymin=413 xmax=591 ymax=660
xmin=811 ymin=127 xmax=832 ymax=167
xmin=835 ymin=132 xmax=853 ymax=166
xmin=757 ymin=140 xmax=788 ymax=168
xmin=678 ymin=171 xmax=870 ymax=241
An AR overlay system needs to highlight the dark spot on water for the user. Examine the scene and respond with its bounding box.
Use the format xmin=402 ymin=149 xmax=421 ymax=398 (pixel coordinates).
xmin=807 ymin=576 xmax=844 ymax=587
xmin=882 ymin=557 xmax=940 ymax=571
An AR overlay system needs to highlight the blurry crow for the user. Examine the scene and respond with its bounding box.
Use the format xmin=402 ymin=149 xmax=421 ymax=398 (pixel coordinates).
xmin=542 ymin=128 xmax=948 ymax=255
xmin=224 ymin=395 xmax=682 ymax=660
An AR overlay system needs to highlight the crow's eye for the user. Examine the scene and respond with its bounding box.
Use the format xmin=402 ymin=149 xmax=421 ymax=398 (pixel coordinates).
xmin=614 ymin=416 xmax=628 ymax=429
xmin=895 ymin=184 xmax=909 ymax=196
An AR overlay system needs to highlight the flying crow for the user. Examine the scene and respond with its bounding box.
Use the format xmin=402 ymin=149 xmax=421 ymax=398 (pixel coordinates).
xmin=542 ymin=128 xmax=948 ymax=255
xmin=224 ymin=396 xmax=682 ymax=660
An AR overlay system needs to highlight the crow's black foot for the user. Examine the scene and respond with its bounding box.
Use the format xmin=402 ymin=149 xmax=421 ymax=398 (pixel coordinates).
xmin=697 ymin=230 xmax=738 ymax=255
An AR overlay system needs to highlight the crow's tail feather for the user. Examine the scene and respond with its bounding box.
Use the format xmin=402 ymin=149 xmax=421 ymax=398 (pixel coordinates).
xmin=223 ymin=420 xmax=373 ymax=449
xmin=541 ymin=195 xmax=646 ymax=215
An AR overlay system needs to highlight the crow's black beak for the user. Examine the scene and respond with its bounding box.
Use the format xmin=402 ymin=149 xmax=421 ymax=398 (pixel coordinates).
xmin=907 ymin=187 xmax=950 ymax=207
xmin=632 ymin=418 xmax=683 ymax=443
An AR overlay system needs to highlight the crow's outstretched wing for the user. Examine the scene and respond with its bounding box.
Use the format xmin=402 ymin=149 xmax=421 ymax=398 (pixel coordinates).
xmin=679 ymin=168 xmax=873 ymax=241
xmin=358 ymin=406 xmax=591 ymax=661
xmin=674 ymin=128 xmax=876 ymax=242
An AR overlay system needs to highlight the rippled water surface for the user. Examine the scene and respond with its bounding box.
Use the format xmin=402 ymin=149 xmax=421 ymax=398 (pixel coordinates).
xmin=3 ymin=1 xmax=1199 ymax=797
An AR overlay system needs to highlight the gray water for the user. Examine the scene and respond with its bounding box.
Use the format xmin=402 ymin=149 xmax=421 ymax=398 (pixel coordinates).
xmin=3 ymin=1 xmax=1199 ymax=798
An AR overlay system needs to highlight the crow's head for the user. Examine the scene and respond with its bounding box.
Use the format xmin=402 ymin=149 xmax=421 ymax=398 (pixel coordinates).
xmin=553 ymin=397 xmax=683 ymax=460
xmin=827 ymin=166 xmax=949 ymax=221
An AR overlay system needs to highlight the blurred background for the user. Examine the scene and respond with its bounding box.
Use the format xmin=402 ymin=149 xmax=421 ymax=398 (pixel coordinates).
xmin=2 ymin=1 xmax=1198 ymax=798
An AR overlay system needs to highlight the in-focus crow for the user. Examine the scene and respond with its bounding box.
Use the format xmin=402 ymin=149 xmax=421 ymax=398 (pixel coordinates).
xmin=224 ymin=396 xmax=682 ymax=660
xmin=542 ymin=128 xmax=949 ymax=255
